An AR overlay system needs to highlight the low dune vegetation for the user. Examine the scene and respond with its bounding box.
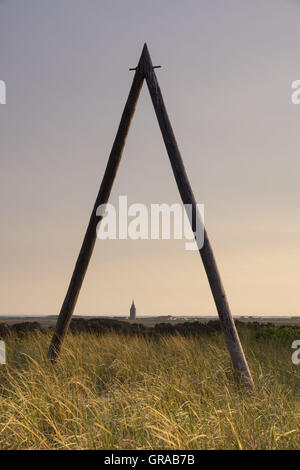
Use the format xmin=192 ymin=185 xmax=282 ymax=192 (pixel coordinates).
xmin=0 ymin=320 xmax=299 ymax=450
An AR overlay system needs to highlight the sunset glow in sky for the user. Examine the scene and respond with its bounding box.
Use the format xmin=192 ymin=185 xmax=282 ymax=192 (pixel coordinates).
xmin=1 ymin=0 xmax=300 ymax=316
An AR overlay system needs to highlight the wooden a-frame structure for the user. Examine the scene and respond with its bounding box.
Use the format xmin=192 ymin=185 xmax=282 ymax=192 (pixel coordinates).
xmin=48 ymin=44 xmax=254 ymax=387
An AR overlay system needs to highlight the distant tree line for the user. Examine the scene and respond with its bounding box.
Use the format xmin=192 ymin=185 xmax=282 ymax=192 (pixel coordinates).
xmin=0 ymin=318 xmax=299 ymax=344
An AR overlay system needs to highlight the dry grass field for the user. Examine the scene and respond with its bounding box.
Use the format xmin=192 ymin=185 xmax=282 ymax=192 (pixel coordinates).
xmin=0 ymin=328 xmax=299 ymax=450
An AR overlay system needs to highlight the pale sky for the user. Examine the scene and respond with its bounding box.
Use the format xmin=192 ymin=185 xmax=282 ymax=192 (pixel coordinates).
xmin=1 ymin=0 xmax=300 ymax=316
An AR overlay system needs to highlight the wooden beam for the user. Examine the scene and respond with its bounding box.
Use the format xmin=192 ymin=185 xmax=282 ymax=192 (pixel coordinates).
xmin=47 ymin=53 xmax=145 ymax=360
xmin=142 ymin=44 xmax=253 ymax=387
xmin=48 ymin=43 xmax=254 ymax=387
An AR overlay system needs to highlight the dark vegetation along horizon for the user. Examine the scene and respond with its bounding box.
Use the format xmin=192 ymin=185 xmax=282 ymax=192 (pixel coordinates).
xmin=0 ymin=318 xmax=299 ymax=344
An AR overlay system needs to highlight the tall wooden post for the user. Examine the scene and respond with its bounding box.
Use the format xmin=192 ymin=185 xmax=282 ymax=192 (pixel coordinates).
xmin=47 ymin=56 xmax=144 ymax=360
xmin=48 ymin=44 xmax=254 ymax=387
xmin=142 ymin=45 xmax=253 ymax=386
